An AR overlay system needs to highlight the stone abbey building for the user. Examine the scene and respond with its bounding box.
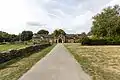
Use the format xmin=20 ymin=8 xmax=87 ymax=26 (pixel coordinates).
xmin=32 ymin=33 xmax=83 ymax=43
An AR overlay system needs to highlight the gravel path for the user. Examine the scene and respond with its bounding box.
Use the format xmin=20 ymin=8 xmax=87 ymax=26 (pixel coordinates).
xmin=19 ymin=44 xmax=91 ymax=80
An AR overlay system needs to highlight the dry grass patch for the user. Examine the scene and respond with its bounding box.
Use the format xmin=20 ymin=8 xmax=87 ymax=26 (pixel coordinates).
xmin=65 ymin=43 xmax=120 ymax=80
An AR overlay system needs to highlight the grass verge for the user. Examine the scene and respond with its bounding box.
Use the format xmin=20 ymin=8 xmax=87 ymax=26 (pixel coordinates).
xmin=0 ymin=44 xmax=55 ymax=80
xmin=0 ymin=44 xmax=28 ymax=52
xmin=64 ymin=43 xmax=120 ymax=80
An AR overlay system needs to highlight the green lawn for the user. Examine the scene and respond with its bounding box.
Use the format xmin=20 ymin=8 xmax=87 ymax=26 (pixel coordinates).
xmin=65 ymin=43 xmax=120 ymax=80
xmin=0 ymin=44 xmax=55 ymax=80
xmin=0 ymin=44 xmax=28 ymax=52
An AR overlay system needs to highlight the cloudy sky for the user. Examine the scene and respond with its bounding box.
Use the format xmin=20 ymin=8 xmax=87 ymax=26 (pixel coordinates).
xmin=0 ymin=0 xmax=120 ymax=34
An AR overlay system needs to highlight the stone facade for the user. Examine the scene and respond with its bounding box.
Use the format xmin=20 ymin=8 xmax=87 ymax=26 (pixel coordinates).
xmin=54 ymin=34 xmax=66 ymax=43
xmin=32 ymin=34 xmax=83 ymax=43
xmin=32 ymin=34 xmax=54 ymax=44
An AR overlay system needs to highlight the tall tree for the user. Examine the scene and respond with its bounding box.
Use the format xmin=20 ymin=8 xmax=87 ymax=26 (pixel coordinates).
xmin=59 ymin=29 xmax=66 ymax=35
xmin=0 ymin=31 xmax=20 ymax=42
xmin=0 ymin=31 xmax=11 ymax=42
xmin=10 ymin=34 xmax=19 ymax=42
xmin=91 ymin=5 xmax=120 ymax=38
xmin=20 ymin=31 xmax=33 ymax=41
xmin=37 ymin=29 xmax=49 ymax=35
xmin=53 ymin=30 xmax=59 ymax=37
xmin=53 ymin=29 xmax=66 ymax=37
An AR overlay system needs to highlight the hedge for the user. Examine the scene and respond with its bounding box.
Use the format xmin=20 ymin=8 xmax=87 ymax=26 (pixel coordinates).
xmin=81 ymin=38 xmax=120 ymax=45
xmin=0 ymin=44 xmax=51 ymax=63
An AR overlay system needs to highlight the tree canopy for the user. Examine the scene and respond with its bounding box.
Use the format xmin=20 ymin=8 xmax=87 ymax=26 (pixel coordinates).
xmin=91 ymin=5 xmax=120 ymax=38
xmin=0 ymin=31 xmax=19 ymax=42
xmin=20 ymin=31 xmax=33 ymax=41
xmin=37 ymin=29 xmax=49 ymax=35
xmin=53 ymin=29 xmax=66 ymax=37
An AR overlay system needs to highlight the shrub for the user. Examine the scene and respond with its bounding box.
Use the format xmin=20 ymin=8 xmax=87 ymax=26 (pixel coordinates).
xmin=81 ymin=38 xmax=107 ymax=45
xmin=81 ymin=37 xmax=120 ymax=45
xmin=105 ymin=37 xmax=120 ymax=45
xmin=81 ymin=37 xmax=91 ymax=45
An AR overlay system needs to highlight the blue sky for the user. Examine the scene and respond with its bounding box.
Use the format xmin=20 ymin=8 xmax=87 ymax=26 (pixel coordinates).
xmin=0 ymin=0 xmax=120 ymax=34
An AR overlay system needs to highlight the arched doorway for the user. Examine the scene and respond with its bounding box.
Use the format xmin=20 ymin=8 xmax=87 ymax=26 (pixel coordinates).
xmin=56 ymin=40 xmax=57 ymax=43
xmin=58 ymin=38 xmax=62 ymax=43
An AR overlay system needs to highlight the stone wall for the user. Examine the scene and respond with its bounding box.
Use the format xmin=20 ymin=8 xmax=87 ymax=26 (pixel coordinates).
xmin=0 ymin=44 xmax=51 ymax=63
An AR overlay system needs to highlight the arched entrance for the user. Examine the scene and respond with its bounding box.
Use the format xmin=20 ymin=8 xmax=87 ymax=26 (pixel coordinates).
xmin=56 ymin=40 xmax=57 ymax=43
xmin=58 ymin=38 xmax=62 ymax=43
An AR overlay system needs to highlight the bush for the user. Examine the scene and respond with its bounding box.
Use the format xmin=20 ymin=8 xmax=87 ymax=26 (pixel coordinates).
xmin=81 ymin=37 xmax=120 ymax=45
xmin=81 ymin=37 xmax=91 ymax=45
xmin=0 ymin=44 xmax=51 ymax=63
xmin=81 ymin=38 xmax=107 ymax=45
xmin=105 ymin=37 xmax=120 ymax=45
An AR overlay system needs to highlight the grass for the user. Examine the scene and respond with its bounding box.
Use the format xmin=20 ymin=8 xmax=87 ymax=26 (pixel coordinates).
xmin=0 ymin=44 xmax=28 ymax=52
xmin=64 ymin=43 xmax=120 ymax=80
xmin=0 ymin=44 xmax=55 ymax=80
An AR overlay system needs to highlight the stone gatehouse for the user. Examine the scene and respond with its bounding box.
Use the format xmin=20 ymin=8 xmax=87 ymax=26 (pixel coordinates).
xmin=32 ymin=34 xmax=83 ymax=43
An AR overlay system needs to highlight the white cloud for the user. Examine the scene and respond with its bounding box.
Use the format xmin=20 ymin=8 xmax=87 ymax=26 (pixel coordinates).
xmin=0 ymin=0 xmax=31 ymax=34
xmin=0 ymin=0 xmax=119 ymax=34
xmin=108 ymin=0 xmax=120 ymax=6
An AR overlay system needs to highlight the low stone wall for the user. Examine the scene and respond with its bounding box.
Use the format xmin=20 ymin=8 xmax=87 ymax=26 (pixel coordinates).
xmin=0 ymin=44 xmax=51 ymax=63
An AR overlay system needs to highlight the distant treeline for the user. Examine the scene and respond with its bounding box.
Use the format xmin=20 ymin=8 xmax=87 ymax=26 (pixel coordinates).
xmin=0 ymin=28 xmax=68 ymax=43
xmin=0 ymin=29 xmax=52 ymax=43
xmin=0 ymin=31 xmax=33 ymax=42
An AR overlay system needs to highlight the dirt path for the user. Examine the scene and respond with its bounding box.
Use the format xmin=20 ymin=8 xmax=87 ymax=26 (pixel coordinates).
xmin=19 ymin=44 xmax=91 ymax=80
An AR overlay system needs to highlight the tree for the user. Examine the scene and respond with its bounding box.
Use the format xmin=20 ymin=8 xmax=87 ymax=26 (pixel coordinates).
xmin=0 ymin=31 xmax=20 ymax=42
xmin=9 ymin=34 xmax=19 ymax=42
xmin=0 ymin=32 xmax=4 ymax=42
xmin=20 ymin=31 xmax=33 ymax=41
xmin=0 ymin=31 xmax=11 ymax=42
xmin=91 ymin=5 xmax=120 ymax=38
xmin=53 ymin=29 xmax=66 ymax=37
xmin=59 ymin=29 xmax=66 ymax=35
xmin=87 ymin=31 xmax=92 ymax=36
xmin=53 ymin=30 xmax=59 ymax=37
xmin=37 ymin=29 xmax=49 ymax=35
